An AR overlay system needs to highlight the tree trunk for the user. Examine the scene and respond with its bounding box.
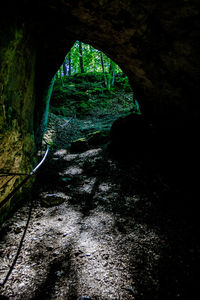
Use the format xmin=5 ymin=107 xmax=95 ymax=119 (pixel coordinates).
xmin=111 ymin=61 xmax=116 ymax=86
xmin=100 ymin=52 xmax=107 ymax=87
xmin=79 ymin=41 xmax=84 ymax=73
xmin=63 ymin=58 xmax=67 ymax=76
xmin=68 ymin=50 xmax=71 ymax=75
xmin=109 ymin=59 xmax=115 ymax=87
xmin=59 ymin=67 xmax=63 ymax=86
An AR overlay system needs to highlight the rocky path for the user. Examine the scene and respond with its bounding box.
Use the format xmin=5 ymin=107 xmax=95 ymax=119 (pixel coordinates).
xmin=0 ymin=113 xmax=198 ymax=299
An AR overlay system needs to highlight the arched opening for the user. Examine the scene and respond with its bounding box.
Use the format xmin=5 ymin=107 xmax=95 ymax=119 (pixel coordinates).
xmin=42 ymin=40 xmax=141 ymax=152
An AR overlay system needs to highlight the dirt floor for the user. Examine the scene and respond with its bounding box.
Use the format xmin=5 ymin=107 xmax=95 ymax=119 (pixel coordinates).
xmin=0 ymin=104 xmax=199 ymax=299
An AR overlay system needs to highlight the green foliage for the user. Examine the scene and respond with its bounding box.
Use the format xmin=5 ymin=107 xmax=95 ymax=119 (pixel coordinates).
xmin=47 ymin=138 xmax=55 ymax=150
xmin=56 ymin=41 xmax=123 ymax=79
xmin=115 ymin=74 xmax=132 ymax=92
xmin=50 ymin=41 xmax=137 ymax=116
xmin=51 ymin=74 xmax=134 ymax=116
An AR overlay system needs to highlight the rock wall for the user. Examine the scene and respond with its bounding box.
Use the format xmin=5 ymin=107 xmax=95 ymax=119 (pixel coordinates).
xmin=28 ymin=0 xmax=200 ymax=122
xmin=0 ymin=0 xmax=199 ymax=217
xmin=0 ymin=24 xmax=36 ymax=217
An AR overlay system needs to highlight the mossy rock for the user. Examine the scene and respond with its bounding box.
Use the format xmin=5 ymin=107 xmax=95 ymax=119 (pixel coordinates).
xmin=87 ymin=130 xmax=110 ymax=146
xmin=70 ymin=130 xmax=110 ymax=153
xmin=51 ymin=84 xmax=89 ymax=107
xmin=40 ymin=192 xmax=68 ymax=207
xmin=72 ymin=72 xmax=104 ymax=83
xmin=70 ymin=137 xmax=89 ymax=152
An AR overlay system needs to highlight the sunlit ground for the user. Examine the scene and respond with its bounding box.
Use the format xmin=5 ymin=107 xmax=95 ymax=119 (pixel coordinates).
xmin=0 ymin=147 xmax=195 ymax=299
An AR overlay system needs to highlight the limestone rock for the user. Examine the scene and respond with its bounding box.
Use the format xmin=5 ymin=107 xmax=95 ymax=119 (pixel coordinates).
xmin=87 ymin=131 xmax=109 ymax=146
xmin=70 ymin=137 xmax=89 ymax=153
xmin=40 ymin=192 xmax=69 ymax=207
xmin=70 ymin=130 xmax=109 ymax=153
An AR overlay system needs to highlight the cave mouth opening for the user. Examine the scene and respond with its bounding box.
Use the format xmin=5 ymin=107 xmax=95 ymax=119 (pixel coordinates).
xmin=43 ymin=40 xmax=141 ymax=152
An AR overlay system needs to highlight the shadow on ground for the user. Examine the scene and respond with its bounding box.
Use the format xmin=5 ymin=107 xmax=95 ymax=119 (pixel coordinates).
xmin=33 ymin=144 xmax=199 ymax=300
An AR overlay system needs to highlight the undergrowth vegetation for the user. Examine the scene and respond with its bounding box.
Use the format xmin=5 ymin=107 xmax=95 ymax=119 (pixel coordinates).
xmin=50 ymin=72 xmax=138 ymax=117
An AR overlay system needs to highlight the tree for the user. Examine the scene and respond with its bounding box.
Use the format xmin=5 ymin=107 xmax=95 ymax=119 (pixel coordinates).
xmin=68 ymin=50 xmax=71 ymax=75
xmin=59 ymin=68 xmax=62 ymax=81
xmin=110 ymin=59 xmax=116 ymax=87
xmin=79 ymin=41 xmax=84 ymax=73
xmin=63 ymin=57 xmax=67 ymax=76
xmin=100 ymin=51 xmax=107 ymax=87
xmin=55 ymin=40 xmax=124 ymax=81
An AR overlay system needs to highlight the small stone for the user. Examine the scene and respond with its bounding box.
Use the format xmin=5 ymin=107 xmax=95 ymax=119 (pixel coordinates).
xmin=56 ymin=231 xmax=62 ymax=235
xmin=60 ymin=177 xmax=72 ymax=183
xmin=74 ymin=250 xmax=84 ymax=256
xmin=18 ymin=282 xmax=25 ymax=289
xmin=102 ymin=253 xmax=109 ymax=260
xmin=47 ymin=246 xmax=53 ymax=251
xmin=14 ymin=227 xmax=22 ymax=234
xmin=40 ymin=192 xmax=68 ymax=207
xmin=56 ymin=270 xmax=64 ymax=277
xmin=35 ymin=213 xmax=43 ymax=218
xmin=53 ymin=250 xmax=59 ymax=257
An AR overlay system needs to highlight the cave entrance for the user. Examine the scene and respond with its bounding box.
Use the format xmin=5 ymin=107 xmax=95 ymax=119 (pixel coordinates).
xmin=43 ymin=41 xmax=140 ymax=151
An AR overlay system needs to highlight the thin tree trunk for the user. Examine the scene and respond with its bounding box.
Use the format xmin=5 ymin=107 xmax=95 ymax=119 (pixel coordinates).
xmin=106 ymin=59 xmax=116 ymax=90
xmin=79 ymin=41 xmax=84 ymax=73
xmin=59 ymin=67 xmax=63 ymax=86
xmin=68 ymin=50 xmax=71 ymax=76
xmin=63 ymin=58 xmax=67 ymax=76
xmin=111 ymin=62 xmax=115 ymax=86
xmin=100 ymin=52 xmax=107 ymax=87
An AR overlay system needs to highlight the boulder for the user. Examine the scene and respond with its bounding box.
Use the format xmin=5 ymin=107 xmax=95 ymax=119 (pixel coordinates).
xmin=40 ymin=192 xmax=69 ymax=207
xmin=110 ymin=113 xmax=153 ymax=158
xmin=70 ymin=130 xmax=110 ymax=152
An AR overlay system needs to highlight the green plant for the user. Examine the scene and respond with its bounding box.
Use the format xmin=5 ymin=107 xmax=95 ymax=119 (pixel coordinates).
xmin=48 ymin=139 xmax=54 ymax=150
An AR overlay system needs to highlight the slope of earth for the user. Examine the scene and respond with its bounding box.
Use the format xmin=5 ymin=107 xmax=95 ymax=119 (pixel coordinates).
xmin=44 ymin=91 xmax=134 ymax=150
xmin=0 ymin=104 xmax=199 ymax=299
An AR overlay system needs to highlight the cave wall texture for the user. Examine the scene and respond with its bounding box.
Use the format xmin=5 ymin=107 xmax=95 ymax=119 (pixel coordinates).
xmin=0 ymin=0 xmax=200 ymax=217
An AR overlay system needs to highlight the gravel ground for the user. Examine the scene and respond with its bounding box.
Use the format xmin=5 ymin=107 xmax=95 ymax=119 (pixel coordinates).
xmin=0 ymin=108 xmax=199 ymax=299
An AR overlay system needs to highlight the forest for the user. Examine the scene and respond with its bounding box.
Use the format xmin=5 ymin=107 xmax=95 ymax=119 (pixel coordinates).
xmin=50 ymin=41 xmax=139 ymax=117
